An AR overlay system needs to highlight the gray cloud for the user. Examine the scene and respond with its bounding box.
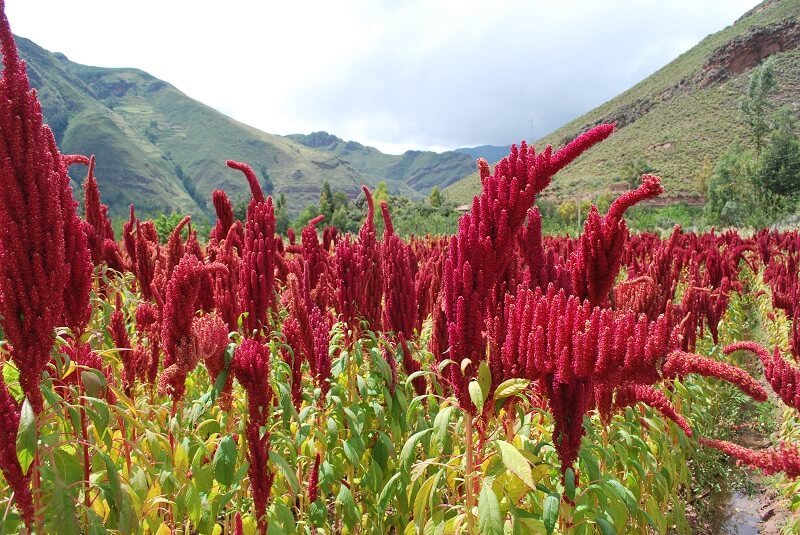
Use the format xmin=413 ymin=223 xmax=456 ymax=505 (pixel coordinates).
xmin=8 ymin=0 xmax=760 ymax=153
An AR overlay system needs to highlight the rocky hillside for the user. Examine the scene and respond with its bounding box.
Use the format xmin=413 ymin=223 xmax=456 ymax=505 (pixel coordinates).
xmin=446 ymin=0 xmax=800 ymax=205
xmin=13 ymin=37 xmax=497 ymax=220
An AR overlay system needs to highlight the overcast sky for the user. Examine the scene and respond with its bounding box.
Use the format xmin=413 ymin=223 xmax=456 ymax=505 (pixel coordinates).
xmin=7 ymin=0 xmax=760 ymax=154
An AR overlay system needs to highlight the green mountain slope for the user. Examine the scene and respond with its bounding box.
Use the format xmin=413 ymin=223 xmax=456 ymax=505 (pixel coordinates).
xmin=446 ymin=0 xmax=800 ymax=205
xmin=14 ymin=37 xmax=495 ymax=220
xmin=286 ymin=131 xmax=508 ymax=194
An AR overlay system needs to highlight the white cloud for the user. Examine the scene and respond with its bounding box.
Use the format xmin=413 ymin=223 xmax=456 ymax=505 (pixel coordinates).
xmin=7 ymin=0 xmax=760 ymax=153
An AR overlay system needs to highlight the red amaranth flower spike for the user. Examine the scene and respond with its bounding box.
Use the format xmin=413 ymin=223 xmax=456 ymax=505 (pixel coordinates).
xmin=227 ymin=159 xmax=265 ymax=203
xmin=308 ymin=453 xmax=321 ymax=503
xmin=613 ymin=383 xmax=692 ymax=436
xmin=195 ymin=314 xmax=232 ymax=410
xmin=233 ymin=338 xmax=274 ymax=534
xmin=700 ymin=438 xmax=800 ymax=478
xmin=159 ymin=254 xmax=227 ymax=400
xmin=233 ymin=338 xmax=272 ymax=426
xmin=232 ymin=160 xmax=277 ymax=338
xmin=210 ymin=189 xmax=236 ymax=244
xmin=380 ymin=201 xmax=424 ymax=394
xmin=110 ymin=294 xmax=135 ymax=394
xmin=570 ymin=175 xmax=663 ymax=307
xmin=727 ymin=342 xmax=800 ymax=411
xmin=436 ymin=125 xmax=615 ymax=414
xmin=663 ymin=350 xmax=767 ymax=402
xmin=0 ymin=6 xmax=76 ymax=411
xmin=83 ymin=155 xmax=117 ymax=266
xmin=62 ymin=154 xmax=90 ymax=168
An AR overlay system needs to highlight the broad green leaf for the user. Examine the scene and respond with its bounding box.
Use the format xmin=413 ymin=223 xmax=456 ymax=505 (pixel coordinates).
xmin=542 ymin=493 xmax=560 ymax=535
xmin=212 ymin=435 xmax=238 ymax=487
xmin=494 ymin=379 xmax=530 ymax=400
xmin=564 ymin=467 xmax=576 ymax=502
xmin=495 ymin=440 xmax=535 ymax=489
xmin=413 ymin=473 xmax=440 ymax=528
xmin=269 ymin=451 xmax=300 ymax=496
xmin=433 ymin=406 xmax=453 ymax=447
xmin=16 ymin=398 xmax=35 ymax=474
xmin=337 ymin=484 xmax=359 ymax=531
xmin=46 ymin=477 xmax=80 ymax=535
xmin=594 ymin=517 xmax=616 ymax=535
xmin=378 ymin=473 xmax=403 ymax=511
xmin=468 ymin=380 xmax=484 ymax=413
xmin=400 ymin=428 xmax=432 ymax=471
xmin=477 ymin=481 xmax=503 ymax=535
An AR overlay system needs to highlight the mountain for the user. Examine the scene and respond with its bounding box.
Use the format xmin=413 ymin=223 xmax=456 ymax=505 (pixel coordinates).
xmin=453 ymin=145 xmax=511 ymax=164
xmin=12 ymin=37 xmax=492 ymax=220
xmin=446 ymin=0 xmax=800 ymax=206
xmin=286 ymin=131 xmax=508 ymax=194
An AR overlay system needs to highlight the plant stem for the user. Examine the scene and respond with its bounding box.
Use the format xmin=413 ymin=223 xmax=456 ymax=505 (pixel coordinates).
xmin=77 ymin=370 xmax=92 ymax=524
xmin=465 ymin=410 xmax=475 ymax=534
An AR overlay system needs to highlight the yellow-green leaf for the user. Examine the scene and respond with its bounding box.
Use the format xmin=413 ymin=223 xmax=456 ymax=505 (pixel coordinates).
xmin=496 ymin=440 xmax=535 ymax=489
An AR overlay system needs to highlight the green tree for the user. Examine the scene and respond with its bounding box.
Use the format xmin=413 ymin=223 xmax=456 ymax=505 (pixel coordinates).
xmin=259 ymin=166 xmax=275 ymax=197
xmin=740 ymin=58 xmax=777 ymax=158
xmin=332 ymin=191 xmax=349 ymax=211
xmin=153 ymin=212 xmax=188 ymax=243
xmin=428 ymin=186 xmax=443 ymax=207
xmin=619 ymin=159 xmax=655 ymax=190
xmin=704 ymin=142 xmax=758 ymax=227
xmin=275 ymin=193 xmax=292 ymax=235
xmin=755 ymin=109 xmax=800 ymax=199
xmin=696 ymin=157 xmax=714 ymax=199
xmin=374 ymin=181 xmax=389 ymax=204
xmin=319 ymin=181 xmax=334 ymax=222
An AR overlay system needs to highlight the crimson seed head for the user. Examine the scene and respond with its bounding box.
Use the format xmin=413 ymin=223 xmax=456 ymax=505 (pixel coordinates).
xmin=0 ymin=4 xmax=92 ymax=411
xmin=308 ymin=453 xmax=321 ymax=503
xmin=233 ymin=338 xmax=273 ymax=427
xmin=232 ymin=160 xmax=277 ymax=337
xmin=159 ymin=254 xmax=227 ymax=400
xmin=700 ymin=438 xmax=800 ymax=479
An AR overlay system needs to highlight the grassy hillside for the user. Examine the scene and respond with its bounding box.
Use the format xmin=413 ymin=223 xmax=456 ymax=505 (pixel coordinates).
xmin=14 ymin=37 xmax=489 ymax=220
xmin=446 ymin=0 xmax=800 ymax=205
xmin=286 ymin=132 xmax=508 ymax=195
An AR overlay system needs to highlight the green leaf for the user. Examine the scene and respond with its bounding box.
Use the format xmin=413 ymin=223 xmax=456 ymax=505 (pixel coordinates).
xmin=413 ymin=473 xmax=440 ymax=528
xmin=542 ymin=493 xmax=560 ymax=535
xmin=433 ymin=406 xmax=453 ymax=447
xmin=468 ymin=380 xmax=484 ymax=413
xmin=212 ymin=435 xmax=237 ymax=487
xmin=378 ymin=473 xmax=403 ymax=512
xmin=400 ymin=428 xmax=432 ymax=471
xmin=564 ymin=467 xmax=576 ymax=502
xmin=337 ymin=484 xmax=359 ymax=531
xmin=46 ymin=477 xmax=80 ymax=535
xmin=594 ymin=517 xmax=617 ymax=535
xmin=494 ymin=378 xmax=530 ymax=401
xmin=16 ymin=398 xmax=36 ymax=474
xmin=269 ymin=451 xmax=300 ymax=496
xmin=495 ymin=440 xmax=535 ymax=489
xmin=100 ymin=452 xmax=138 ymax=534
xmin=477 ymin=481 xmax=503 ymax=535
xmin=2 ymin=362 xmax=22 ymax=402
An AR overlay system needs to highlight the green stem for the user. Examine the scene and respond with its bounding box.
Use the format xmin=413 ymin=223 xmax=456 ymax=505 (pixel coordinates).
xmin=465 ymin=411 xmax=475 ymax=534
